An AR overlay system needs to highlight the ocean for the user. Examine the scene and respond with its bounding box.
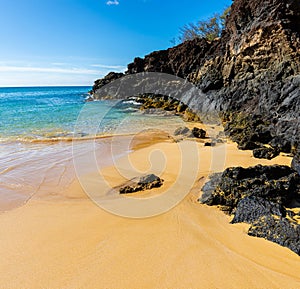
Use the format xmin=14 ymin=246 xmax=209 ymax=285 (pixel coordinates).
xmin=0 ymin=86 xmax=184 ymax=211
xmin=0 ymin=86 xmax=184 ymax=142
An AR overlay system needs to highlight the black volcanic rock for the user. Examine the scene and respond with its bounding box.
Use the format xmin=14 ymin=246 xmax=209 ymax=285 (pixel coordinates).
xmin=231 ymin=196 xmax=285 ymax=224
xmin=133 ymin=94 xmax=201 ymax=122
xmin=200 ymin=165 xmax=300 ymax=254
xmin=90 ymin=72 xmax=124 ymax=95
xmin=200 ymin=165 xmax=299 ymax=212
xmin=126 ymin=38 xmax=211 ymax=78
xmin=248 ymin=216 xmax=300 ymax=256
xmin=91 ymin=37 xmax=212 ymax=96
xmin=292 ymin=154 xmax=300 ymax=176
xmin=192 ymin=127 xmax=206 ymax=139
xmin=200 ymin=173 xmax=222 ymax=204
xmin=119 ymin=174 xmax=164 ymax=194
xmin=222 ymin=113 xmax=273 ymax=150
xmin=204 ymin=142 xmax=216 ymax=147
xmin=174 ymin=127 xmax=193 ymax=137
xmin=269 ymin=136 xmax=292 ymax=154
xmin=253 ymin=146 xmax=280 ymax=160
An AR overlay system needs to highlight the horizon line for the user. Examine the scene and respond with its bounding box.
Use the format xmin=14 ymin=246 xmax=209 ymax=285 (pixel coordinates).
xmin=0 ymin=85 xmax=92 ymax=88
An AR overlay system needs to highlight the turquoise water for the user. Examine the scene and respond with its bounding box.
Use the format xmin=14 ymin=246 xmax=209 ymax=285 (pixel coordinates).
xmin=0 ymin=86 xmax=184 ymax=142
xmin=0 ymin=87 xmax=188 ymax=211
xmin=0 ymin=86 xmax=88 ymax=141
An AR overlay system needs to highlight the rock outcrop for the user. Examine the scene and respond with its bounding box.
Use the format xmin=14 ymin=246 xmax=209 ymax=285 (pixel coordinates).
xmin=200 ymin=165 xmax=300 ymax=255
xmin=91 ymin=0 xmax=300 ymax=158
xmin=248 ymin=215 xmax=300 ymax=255
xmin=292 ymin=153 xmax=300 ymax=175
xmin=126 ymin=38 xmax=211 ymax=78
xmin=174 ymin=127 xmax=193 ymax=137
xmin=119 ymin=174 xmax=164 ymax=194
xmin=173 ymin=126 xmax=207 ymax=140
xmin=191 ymin=127 xmax=206 ymax=139
xmin=252 ymin=146 xmax=280 ymax=160
xmin=134 ymin=94 xmax=201 ymax=122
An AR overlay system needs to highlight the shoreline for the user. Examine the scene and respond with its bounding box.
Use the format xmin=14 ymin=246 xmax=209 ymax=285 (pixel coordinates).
xmin=0 ymin=126 xmax=299 ymax=288
xmin=0 ymin=132 xmax=147 ymax=145
xmin=0 ymin=129 xmax=173 ymax=213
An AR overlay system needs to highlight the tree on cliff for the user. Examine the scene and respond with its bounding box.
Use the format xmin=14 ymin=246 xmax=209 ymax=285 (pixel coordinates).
xmin=178 ymin=7 xmax=230 ymax=43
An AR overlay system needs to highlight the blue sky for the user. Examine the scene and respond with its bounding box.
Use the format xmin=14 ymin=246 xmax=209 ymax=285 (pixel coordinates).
xmin=0 ymin=0 xmax=231 ymax=86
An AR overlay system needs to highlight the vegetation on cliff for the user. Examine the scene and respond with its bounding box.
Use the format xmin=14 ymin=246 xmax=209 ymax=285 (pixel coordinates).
xmin=177 ymin=7 xmax=231 ymax=43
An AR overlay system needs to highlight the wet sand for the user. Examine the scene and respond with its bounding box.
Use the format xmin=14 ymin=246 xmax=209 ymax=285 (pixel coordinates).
xmin=0 ymin=131 xmax=299 ymax=288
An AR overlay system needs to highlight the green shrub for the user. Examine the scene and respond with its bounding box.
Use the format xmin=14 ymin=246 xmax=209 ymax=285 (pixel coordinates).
xmin=178 ymin=7 xmax=231 ymax=43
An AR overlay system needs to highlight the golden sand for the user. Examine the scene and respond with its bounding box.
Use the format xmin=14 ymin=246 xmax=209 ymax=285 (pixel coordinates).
xmin=0 ymin=133 xmax=299 ymax=288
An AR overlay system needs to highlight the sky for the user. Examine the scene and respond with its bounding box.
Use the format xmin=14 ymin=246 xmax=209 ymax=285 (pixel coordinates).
xmin=0 ymin=0 xmax=232 ymax=87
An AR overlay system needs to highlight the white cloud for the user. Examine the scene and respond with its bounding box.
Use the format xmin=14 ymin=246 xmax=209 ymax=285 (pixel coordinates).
xmin=0 ymin=65 xmax=107 ymax=87
xmin=51 ymin=62 xmax=67 ymax=66
xmin=0 ymin=65 xmax=100 ymax=75
xmin=0 ymin=71 xmax=97 ymax=87
xmin=106 ymin=0 xmax=119 ymax=6
xmin=90 ymin=64 xmax=125 ymax=70
xmin=0 ymin=63 xmax=126 ymax=86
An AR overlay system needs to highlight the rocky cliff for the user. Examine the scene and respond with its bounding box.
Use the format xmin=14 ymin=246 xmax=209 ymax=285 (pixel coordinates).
xmin=91 ymin=0 xmax=300 ymax=147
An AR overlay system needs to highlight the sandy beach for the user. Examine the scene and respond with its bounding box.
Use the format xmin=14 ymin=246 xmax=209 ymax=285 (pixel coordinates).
xmin=1 ymin=0 xmax=300 ymax=287
xmin=0 ymin=130 xmax=299 ymax=289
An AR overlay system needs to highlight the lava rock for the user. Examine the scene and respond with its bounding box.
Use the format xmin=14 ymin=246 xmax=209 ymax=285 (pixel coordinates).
xmin=253 ymin=146 xmax=280 ymax=160
xmin=223 ymin=113 xmax=273 ymax=151
xmin=135 ymin=94 xmax=200 ymax=121
xmin=200 ymin=164 xmax=300 ymax=255
xmin=238 ymin=141 xmax=262 ymax=150
xmin=291 ymin=154 xmax=300 ymax=176
xmin=89 ymin=72 xmax=124 ymax=94
xmin=192 ymin=127 xmax=206 ymax=139
xmin=250 ymin=127 xmax=273 ymax=144
xmin=269 ymin=136 xmax=292 ymax=153
xmin=248 ymin=216 xmax=300 ymax=256
xmin=231 ymin=196 xmax=285 ymax=224
xmin=174 ymin=127 xmax=192 ymax=137
xmin=204 ymin=142 xmax=216 ymax=147
xmin=200 ymin=173 xmax=222 ymax=205
xmin=119 ymin=174 xmax=164 ymax=194
xmin=177 ymin=102 xmax=188 ymax=113
xmin=138 ymin=174 xmax=163 ymax=186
